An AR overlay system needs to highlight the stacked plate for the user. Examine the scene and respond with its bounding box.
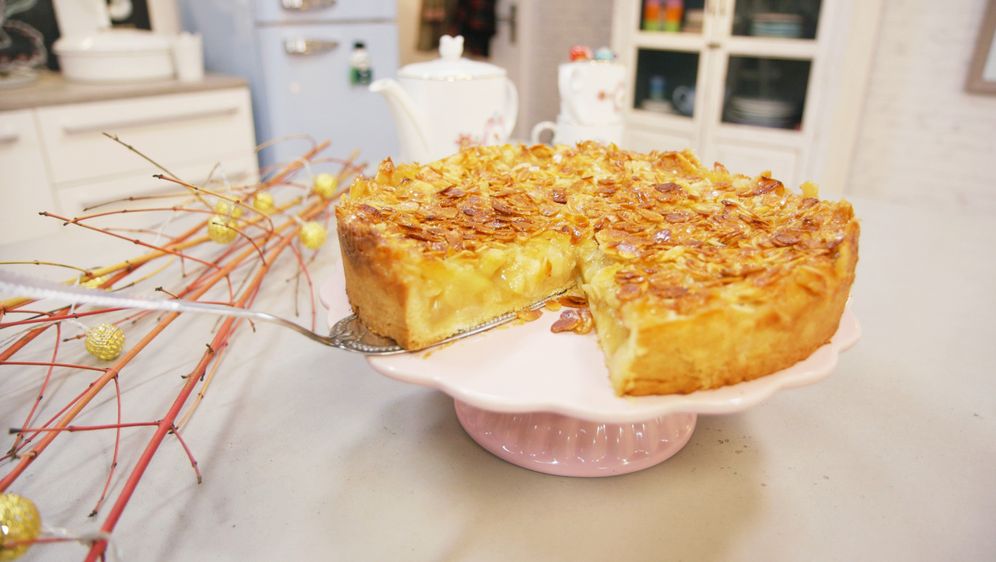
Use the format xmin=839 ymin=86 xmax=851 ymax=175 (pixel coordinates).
xmin=726 ymin=96 xmax=799 ymax=128
xmin=750 ymin=13 xmax=804 ymax=38
xmin=641 ymin=99 xmax=677 ymax=114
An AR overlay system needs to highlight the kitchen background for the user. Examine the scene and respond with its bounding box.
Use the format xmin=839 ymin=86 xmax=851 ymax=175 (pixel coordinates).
xmin=0 ymin=3 xmax=994 ymax=559
xmin=1 ymin=0 xmax=995 ymax=243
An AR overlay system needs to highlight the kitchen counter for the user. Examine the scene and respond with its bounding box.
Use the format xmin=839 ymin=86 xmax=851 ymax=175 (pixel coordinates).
xmin=0 ymin=196 xmax=993 ymax=561
xmin=0 ymin=70 xmax=247 ymax=111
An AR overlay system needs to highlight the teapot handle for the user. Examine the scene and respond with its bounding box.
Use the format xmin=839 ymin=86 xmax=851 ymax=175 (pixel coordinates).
xmin=502 ymin=78 xmax=519 ymax=140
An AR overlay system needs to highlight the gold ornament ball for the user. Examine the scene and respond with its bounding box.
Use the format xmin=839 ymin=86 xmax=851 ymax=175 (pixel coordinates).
xmin=299 ymin=221 xmax=327 ymax=250
xmin=312 ymin=173 xmax=338 ymax=199
xmin=80 ymin=274 xmax=107 ymax=289
xmin=252 ymin=192 xmax=275 ymax=215
xmin=213 ymin=199 xmax=244 ymax=218
xmin=0 ymin=493 xmax=41 ymax=561
xmin=207 ymin=215 xmax=238 ymax=244
xmin=85 ymin=323 xmax=125 ymax=361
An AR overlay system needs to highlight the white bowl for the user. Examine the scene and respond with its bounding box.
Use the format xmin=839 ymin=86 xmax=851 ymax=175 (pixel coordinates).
xmin=54 ymin=30 xmax=174 ymax=83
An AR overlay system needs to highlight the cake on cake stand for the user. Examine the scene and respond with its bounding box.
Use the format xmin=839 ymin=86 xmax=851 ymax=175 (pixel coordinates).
xmin=320 ymin=266 xmax=860 ymax=477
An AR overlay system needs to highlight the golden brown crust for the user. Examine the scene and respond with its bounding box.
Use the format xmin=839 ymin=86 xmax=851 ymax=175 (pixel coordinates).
xmin=616 ymin=219 xmax=859 ymax=395
xmin=335 ymin=143 xmax=860 ymax=395
xmin=336 ymin=218 xmax=415 ymax=348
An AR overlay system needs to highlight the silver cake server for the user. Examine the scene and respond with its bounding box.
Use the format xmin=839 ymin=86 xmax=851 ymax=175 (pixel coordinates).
xmin=0 ymin=270 xmax=562 ymax=355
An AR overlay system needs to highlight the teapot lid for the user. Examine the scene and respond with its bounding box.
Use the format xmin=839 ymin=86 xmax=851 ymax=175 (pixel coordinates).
xmin=398 ymin=35 xmax=506 ymax=80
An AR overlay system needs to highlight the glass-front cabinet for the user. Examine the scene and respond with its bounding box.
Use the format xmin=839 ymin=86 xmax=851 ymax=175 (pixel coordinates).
xmin=614 ymin=0 xmax=836 ymax=188
xmin=722 ymin=56 xmax=811 ymax=130
xmin=633 ymin=50 xmax=700 ymax=118
xmin=731 ymin=0 xmax=822 ymax=39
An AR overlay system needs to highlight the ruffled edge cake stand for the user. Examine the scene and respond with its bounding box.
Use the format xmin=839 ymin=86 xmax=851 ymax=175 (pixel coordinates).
xmin=320 ymin=266 xmax=860 ymax=477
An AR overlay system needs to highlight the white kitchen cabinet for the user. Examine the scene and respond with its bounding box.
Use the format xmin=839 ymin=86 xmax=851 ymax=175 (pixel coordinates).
xmin=55 ymin=155 xmax=259 ymax=232
xmin=624 ymin=126 xmax=695 ymax=155
xmin=612 ymin=0 xmax=883 ymax=195
xmin=0 ymin=110 xmax=59 ymax=242
xmin=0 ymin=77 xmax=257 ymax=244
xmin=35 ymin=89 xmax=254 ymax=185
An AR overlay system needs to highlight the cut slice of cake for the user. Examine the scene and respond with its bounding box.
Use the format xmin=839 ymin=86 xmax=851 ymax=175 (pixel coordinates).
xmin=336 ymin=145 xmax=581 ymax=349
xmin=335 ymin=143 xmax=859 ymax=395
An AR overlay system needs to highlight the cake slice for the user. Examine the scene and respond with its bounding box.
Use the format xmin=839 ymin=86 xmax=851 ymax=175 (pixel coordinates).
xmin=336 ymin=145 xmax=582 ymax=349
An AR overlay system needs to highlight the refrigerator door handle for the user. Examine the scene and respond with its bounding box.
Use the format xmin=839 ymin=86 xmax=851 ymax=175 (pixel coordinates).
xmin=281 ymin=0 xmax=337 ymax=11
xmin=283 ymin=38 xmax=340 ymax=56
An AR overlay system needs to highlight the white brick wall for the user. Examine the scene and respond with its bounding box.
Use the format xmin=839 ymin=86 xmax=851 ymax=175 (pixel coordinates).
xmin=847 ymin=0 xmax=996 ymax=211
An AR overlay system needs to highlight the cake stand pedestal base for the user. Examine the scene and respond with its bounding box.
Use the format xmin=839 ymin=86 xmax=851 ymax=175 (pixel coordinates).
xmin=453 ymin=400 xmax=697 ymax=477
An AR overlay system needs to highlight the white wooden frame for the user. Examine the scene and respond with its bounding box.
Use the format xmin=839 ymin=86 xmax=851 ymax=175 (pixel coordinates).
xmin=612 ymin=0 xmax=884 ymax=197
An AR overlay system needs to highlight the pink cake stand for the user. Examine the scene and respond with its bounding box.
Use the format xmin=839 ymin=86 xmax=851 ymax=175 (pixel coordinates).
xmin=320 ymin=267 xmax=860 ymax=477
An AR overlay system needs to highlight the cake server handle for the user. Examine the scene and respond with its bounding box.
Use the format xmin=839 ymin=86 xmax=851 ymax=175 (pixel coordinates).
xmin=0 ymin=269 xmax=406 ymax=355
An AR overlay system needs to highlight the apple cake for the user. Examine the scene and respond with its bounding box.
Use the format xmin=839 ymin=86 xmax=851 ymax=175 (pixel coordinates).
xmin=334 ymin=143 xmax=859 ymax=396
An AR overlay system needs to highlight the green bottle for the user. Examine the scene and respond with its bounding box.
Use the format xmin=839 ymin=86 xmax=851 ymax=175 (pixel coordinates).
xmin=350 ymin=41 xmax=373 ymax=86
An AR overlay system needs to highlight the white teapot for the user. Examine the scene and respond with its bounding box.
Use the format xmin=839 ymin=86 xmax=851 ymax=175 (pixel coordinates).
xmin=370 ymin=35 xmax=518 ymax=163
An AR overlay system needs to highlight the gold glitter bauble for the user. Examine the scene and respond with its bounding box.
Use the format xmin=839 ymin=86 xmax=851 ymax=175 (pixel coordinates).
xmin=213 ymin=199 xmax=244 ymax=218
xmin=312 ymin=173 xmax=337 ymax=199
xmin=299 ymin=221 xmax=327 ymax=250
xmin=0 ymin=493 xmax=41 ymax=561
xmin=207 ymin=215 xmax=238 ymax=244
xmin=252 ymin=192 xmax=275 ymax=215
xmin=85 ymin=323 xmax=125 ymax=361
xmin=80 ymin=274 xmax=107 ymax=289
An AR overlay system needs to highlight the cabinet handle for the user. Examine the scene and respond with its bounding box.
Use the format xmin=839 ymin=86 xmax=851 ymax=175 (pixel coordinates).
xmin=0 ymin=131 xmax=19 ymax=144
xmin=283 ymin=38 xmax=340 ymax=56
xmin=79 ymin=170 xmax=254 ymax=210
xmin=281 ymin=0 xmax=336 ymax=11
xmin=63 ymin=106 xmax=239 ymax=135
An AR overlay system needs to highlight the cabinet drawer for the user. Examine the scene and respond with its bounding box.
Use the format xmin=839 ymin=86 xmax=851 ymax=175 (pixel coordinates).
xmin=0 ymin=110 xmax=59 ymax=243
xmin=57 ymin=155 xmax=259 ymax=216
xmin=36 ymin=88 xmax=256 ymax=186
xmin=711 ymin=143 xmax=799 ymax=187
xmin=254 ymin=0 xmax=395 ymax=23
xmin=623 ymin=127 xmax=696 ymax=153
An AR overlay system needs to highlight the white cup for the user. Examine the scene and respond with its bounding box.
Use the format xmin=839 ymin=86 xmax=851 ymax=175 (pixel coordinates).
xmin=672 ymin=85 xmax=695 ymax=116
xmin=173 ymin=32 xmax=204 ymax=82
xmin=531 ymin=117 xmax=623 ymax=146
xmin=558 ymin=61 xmax=626 ymax=126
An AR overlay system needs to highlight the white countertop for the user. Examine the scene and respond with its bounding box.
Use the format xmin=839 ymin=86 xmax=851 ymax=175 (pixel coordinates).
xmin=0 ymin=71 xmax=248 ymax=112
xmin=1 ymin=196 xmax=993 ymax=561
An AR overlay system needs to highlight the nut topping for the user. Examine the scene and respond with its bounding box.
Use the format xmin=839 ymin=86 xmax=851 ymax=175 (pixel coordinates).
xmin=550 ymin=307 xmax=594 ymax=334
xmin=617 ymin=283 xmax=643 ymax=301
xmin=336 ymin=142 xmax=855 ymax=319
xmin=771 ymin=230 xmax=802 ymax=247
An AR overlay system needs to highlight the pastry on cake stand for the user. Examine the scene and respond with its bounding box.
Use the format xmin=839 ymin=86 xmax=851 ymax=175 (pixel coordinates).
xmin=320 ymin=265 xmax=860 ymax=477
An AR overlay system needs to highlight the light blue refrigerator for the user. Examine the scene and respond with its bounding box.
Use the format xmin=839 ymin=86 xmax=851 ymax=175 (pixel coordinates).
xmin=180 ymin=0 xmax=400 ymax=170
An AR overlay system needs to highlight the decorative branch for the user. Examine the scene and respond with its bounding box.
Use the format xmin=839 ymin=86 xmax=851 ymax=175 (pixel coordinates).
xmin=0 ymin=136 xmax=356 ymax=562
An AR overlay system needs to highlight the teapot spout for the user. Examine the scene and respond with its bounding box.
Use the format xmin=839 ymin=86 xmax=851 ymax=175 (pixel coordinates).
xmin=370 ymin=79 xmax=433 ymax=163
